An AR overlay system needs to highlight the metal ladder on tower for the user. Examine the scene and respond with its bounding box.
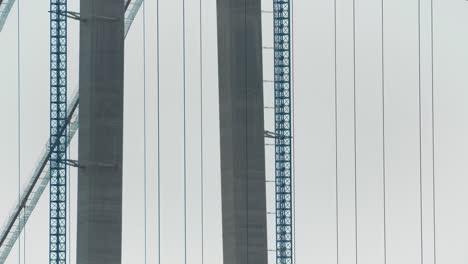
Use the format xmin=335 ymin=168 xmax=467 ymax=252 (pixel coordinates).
xmin=49 ymin=0 xmax=68 ymax=262
xmin=273 ymin=0 xmax=293 ymax=263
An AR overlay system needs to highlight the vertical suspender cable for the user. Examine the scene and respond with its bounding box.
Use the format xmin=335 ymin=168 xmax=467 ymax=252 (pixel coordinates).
xmin=199 ymin=0 xmax=205 ymax=262
xmin=430 ymin=0 xmax=436 ymax=262
xmin=352 ymin=0 xmax=358 ymax=262
xmin=66 ymin=126 xmax=70 ymax=264
xmin=142 ymin=1 xmax=148 ymax=263
xmin=417 ymin=0 xmax=424 ymax=263
xmin=333 ymin=0 xmax=339 ymax=262
xmin=16 ymin=0 xmax=21 ymax=262
xmin=381 ymin=0 xmax=387 ymax=263
xmin=23 ymin=47 xmax=25 ymax=261
xmin=182 ymin=0 xmax=188 ymax=262
xmin=156 ymin=0 xmax=161 ymax=262
xmin=290 ymin=0 xmax=297 ymax=262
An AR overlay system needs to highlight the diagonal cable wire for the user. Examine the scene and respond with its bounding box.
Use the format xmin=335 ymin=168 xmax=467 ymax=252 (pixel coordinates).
xmin=0 ymin=0 xmax=15 ymax=31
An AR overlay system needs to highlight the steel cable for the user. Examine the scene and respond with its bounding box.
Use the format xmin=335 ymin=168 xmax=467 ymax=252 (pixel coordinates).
xmin=430 ymin=0 xmax=436 ymax=263
xmin=16 ymin=0 xmax=22 ymax=262
xmin=182 ymin=0 xmax=188 ymax=262
xmin=333 ymin=0 xmax=339 ymax=262
xmin=142 ymin=1 xmax=148 ymax=263
xmin=156 ymin=0 xmax=161 ymax=262
xmin=381 ymin=0 xmax=388 ymax=263
xmin=417 ymin=0 xmax=424 ymax=263
xmin=199 ymin=0 xmax=205 ymax=262
xmin=352 ymin=0 xmax=358 ymax=262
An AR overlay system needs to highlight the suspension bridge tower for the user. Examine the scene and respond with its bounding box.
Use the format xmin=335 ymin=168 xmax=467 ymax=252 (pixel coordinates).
xmin=75 ymin=0 xmax=268 ymax=263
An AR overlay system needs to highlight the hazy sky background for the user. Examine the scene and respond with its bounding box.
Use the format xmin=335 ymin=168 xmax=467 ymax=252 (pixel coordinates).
xmin=1 ymin=0 xmax=468 ymax=263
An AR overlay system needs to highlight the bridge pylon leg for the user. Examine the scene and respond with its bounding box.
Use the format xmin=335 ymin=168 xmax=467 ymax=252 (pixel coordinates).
xmin=216 ymin=0 xmax=269 ymax=263
xmin=76 ymin=0 xmax=125 ymax=263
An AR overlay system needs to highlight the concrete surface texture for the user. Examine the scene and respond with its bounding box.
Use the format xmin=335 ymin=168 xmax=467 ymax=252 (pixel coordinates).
xmin=216 ymin=0 xmax=269 ymax=263
xmin=76 ymin=0 xmax=125 ymax=263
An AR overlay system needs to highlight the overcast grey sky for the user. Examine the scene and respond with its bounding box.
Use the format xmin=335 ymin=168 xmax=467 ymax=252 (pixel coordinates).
xmin=1 ymin=0 xmax=468 ymax=263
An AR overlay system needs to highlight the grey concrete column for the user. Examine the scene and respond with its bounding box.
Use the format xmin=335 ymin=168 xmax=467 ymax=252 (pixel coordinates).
xmin=216 ymin=0 xmax=268 ymax=263
xmin=76 ymin=0 xmax=125 ymax=263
